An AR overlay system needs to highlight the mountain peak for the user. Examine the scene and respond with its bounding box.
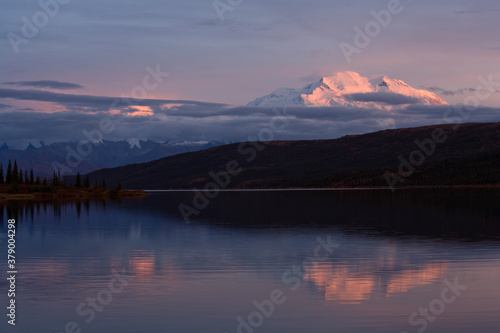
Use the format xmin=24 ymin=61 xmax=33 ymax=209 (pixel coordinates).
xmin=247 ymin=71 xmax=448 ymax=108
xmin=25 ymin=143 xmax=36 ymax=150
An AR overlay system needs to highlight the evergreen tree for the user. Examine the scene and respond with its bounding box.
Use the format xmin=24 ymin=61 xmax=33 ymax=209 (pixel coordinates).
xmin=75 ymin=172 xmax=81 ymax=188
xmin=24 ymin=171 xmax=28 ymax=185
xmin=6 ymin=160 xmax=12 ymax=184
xmin=0 ymin=164 xmax=4 ymax=184
xmin=52 ymin=172 xmax=59 ymax=186
xmin=84 ymin=175 xmax=90 ymax=188
xmin=35 ymin=176 xmax=41 ymax=186
xmin=30 ymin=169 xmax=34 ymax=185
xmin=12 ymin=161 xmax=18 ymax=184
xmin=42 ymin=177 xmax=47 ymax=186
xmin=101 ymin=179 xmax=106 ymax=189
xmin=19 ymin=169 xmax=23 ymax=184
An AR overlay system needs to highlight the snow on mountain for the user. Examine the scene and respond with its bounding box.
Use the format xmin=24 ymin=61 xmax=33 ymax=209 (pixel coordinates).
xmin=247 ymin=71 xmax=448 ymax=108
xmin=0 ymin=140 xmax=224 ymax=176
xmin=166 ymin=140 xmax=210 ymax=147
xmin=126 ymin=138 xmax=143 ymax=149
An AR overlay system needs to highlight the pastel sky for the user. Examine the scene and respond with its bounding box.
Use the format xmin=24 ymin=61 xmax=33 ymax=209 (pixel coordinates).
xmin=1 ymin=0 xmax=500 ymax=146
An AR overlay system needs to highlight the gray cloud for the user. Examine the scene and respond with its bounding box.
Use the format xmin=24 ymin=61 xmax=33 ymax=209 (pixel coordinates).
xmin=346 ymin=92 xmax=422 ymax=105
xmin=0 ymin=88 xmax=229 ymax=112
xmin=1 ymin=104 xmax=499 ymax=148
xmin=455 ymin=10 xmax=481 ymax=14
xmin=422 ymin=86 xmax=479 ymax=96
xmin=455 ymin=8 xmax=500 ymax=14
xmin=3 ymin=80 xmax=84 ymax=90
xmin=0 ymin=103 xmax=12 ymax=109
xmin=1 ymin=87 xmax=499 ymax=148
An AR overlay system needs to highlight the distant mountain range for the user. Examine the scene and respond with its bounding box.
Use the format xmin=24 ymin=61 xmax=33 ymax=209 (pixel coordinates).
xmin=247 ymin=71 xmax=448 ymax=108
xmin=0 ymin=140 xmax=226 ymax=176
xmin=86 ymin=122 xmax=500 ymax=189
xmin=0 ymin=72 xmax=454 ymax=178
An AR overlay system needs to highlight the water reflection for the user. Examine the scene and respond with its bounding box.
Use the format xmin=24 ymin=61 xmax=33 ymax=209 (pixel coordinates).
xmin=125 ymin=189 xmax=500 ymax=239
xmin=305 ymin=261 xmax=447 ymax=304
xmin=0 ymin=198 xmax=108 ymax=225
xmin=2 ymin=189 xmax=500 ymax=239
xmin=0 ymin=190 xmax=499 ymax=333
xmin=129 ymin=251 xmax=156 ymax=276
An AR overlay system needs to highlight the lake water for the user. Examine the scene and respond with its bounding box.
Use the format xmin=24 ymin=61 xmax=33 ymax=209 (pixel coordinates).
xmin=1 ymin=189 xmax=500 ymax=333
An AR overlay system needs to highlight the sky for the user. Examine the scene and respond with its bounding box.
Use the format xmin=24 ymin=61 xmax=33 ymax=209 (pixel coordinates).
xmin=1 ymin=0 xmax=500 ymax=147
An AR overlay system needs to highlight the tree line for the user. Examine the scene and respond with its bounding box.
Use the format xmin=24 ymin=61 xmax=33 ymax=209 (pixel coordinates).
xmin=0 ymin=159 xmax=107 ymax=191
xmin=0 ymin=160 xmax=40 ymax=185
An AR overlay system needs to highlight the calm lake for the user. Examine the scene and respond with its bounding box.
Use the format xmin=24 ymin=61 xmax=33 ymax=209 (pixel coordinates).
xmin=1 ymin=189 xmax=500 ymax=333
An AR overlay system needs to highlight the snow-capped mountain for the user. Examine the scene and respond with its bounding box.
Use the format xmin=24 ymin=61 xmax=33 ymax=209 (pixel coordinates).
xmin=247 ymin=71 xmax=448 ymax=108
xmin=0 ymin=140 xmax=226 ymax=176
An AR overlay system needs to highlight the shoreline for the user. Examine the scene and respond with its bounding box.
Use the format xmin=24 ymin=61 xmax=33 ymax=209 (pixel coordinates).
xmin=0 ymin=186 xmax=147 ymax=201
xmin=2 ymin=184 xmax=497 ymax=200
xmin=143 ymin=184 xmax=500 ymax=192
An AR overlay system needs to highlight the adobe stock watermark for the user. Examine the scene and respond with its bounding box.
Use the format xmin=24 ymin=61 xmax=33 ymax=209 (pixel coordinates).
xmin=384 ymin=74 xmax=500 ymax=191
xmin=51 ymin=64 xmax=169 ymax=177
xmin=49 ymin=268 xmax=134 ymax=333
xmin=213 ymin=0 xmax=243 ymax=21
xmin=400 ymin=277 xmax=467 ymax=333
xmin=178 ymin=107 xmax=290 ymax=224
xmin=340 ymin=0 xmax=412 ymax=64
xmin=226 ymin=235 xmax=340 ymax=333
xmin=7 ymin=0 xmax=71 ymax=54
